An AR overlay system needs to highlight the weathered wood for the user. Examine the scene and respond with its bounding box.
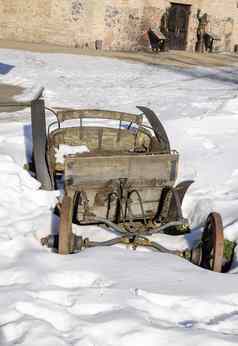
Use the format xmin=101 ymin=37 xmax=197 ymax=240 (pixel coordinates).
xmin=65 ymin=153 xmax=178 ymax=186
xmin=56 ymin=109 xmax=143 ymax=125
xmin=168 ymin=4 xmax=191 ymax=51
xmin=31 ymin=98 xmax=52 ymax=190
xmin=58 ymin=194 xmax=74 ymax=255
xmin=47 ymin=125 xmax=153 ymax=173
xmin=64 ymin=152 xmax=178 ymax=223
xmin=201 ymin=212 xmax=224 ymax=273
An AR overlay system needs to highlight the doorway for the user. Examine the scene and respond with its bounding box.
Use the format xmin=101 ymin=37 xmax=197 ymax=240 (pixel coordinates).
xmin=167 ymin=3 xmax=191 ymax=50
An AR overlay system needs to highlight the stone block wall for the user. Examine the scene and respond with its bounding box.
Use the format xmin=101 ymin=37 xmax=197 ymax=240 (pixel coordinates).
xmin=0 ymin=0 xmax=237 ymax=52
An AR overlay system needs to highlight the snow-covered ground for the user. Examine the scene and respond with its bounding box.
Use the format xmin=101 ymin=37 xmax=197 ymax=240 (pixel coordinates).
xmin=1 ymin=49 xmax=238 ymax=345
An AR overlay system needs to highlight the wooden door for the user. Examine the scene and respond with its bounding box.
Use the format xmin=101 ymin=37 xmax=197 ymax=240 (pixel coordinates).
xmin=168 ymin=3 xmax=191 ymax=50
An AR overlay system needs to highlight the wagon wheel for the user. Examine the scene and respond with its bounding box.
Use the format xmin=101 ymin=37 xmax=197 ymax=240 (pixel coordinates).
xmin=58 ymin=194 xmax=74 ymax=255
xmin=200 ymin=212 xmax=224 ymax=272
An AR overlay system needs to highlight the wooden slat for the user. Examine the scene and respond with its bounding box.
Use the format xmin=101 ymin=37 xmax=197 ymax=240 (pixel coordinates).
xmin=56 ymin=109 xmax=142 ymax=125
xmin=58 ymin=195 xmax=74 ymax=255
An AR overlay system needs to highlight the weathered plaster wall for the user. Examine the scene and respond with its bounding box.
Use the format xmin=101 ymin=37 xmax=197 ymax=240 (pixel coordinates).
xmin=200 ymin=0 xmax=238 ymax=51
xmin=0 ymin=0 xmax=94 ymax=47
xmin=0 ymin=0 xmax=237 ymax=52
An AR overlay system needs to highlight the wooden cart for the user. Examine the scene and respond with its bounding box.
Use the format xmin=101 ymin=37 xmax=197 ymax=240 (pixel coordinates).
xmin=39 ymin=104 xmax=225 ymax=273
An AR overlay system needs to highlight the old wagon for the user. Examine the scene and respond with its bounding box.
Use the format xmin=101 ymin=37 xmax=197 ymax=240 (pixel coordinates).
xmin=0 ymin=87 xmax=226 ymax=272
xmin=38 ymin=103 xmax=225 ymax=273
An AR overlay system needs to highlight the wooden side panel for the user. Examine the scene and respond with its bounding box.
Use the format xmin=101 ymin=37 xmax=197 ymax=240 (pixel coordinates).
xmin=65 ymin=153 xmax=178 ymax=186
xmin=64 ymin=153 xmax=178 ymax=222
xmin=44 ymin=107 xmax=176 ymax=224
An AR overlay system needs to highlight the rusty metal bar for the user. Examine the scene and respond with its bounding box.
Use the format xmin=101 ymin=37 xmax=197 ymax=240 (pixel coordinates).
xmin=31 ymin=98 xmax=52 ymax=190
xmin=93 ymin=217 xmax=188 ymax=235
xmin=84 ymin=236 xmax=128 ymax=248
xmin=84 ymin=234 xmax=181 ymax=255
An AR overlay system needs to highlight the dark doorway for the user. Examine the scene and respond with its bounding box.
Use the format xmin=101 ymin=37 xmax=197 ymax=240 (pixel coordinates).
xmin=168 ymin=3 xmax=191 ymax=50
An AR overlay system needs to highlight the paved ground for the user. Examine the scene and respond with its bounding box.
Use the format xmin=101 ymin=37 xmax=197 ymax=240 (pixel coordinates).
xmin=0 ymin=83 xmax=25 ymax=112
xmin=0 ymin=39 xmax=238 ymax=68
xmin=0 ymin=83 xmax=23 ymax=101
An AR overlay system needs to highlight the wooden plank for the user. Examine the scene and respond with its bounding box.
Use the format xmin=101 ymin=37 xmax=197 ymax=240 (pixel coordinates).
xmin=65 ymin=153 xmax=178 ymax=186
xmin=58 ymin=195 xmax=74 ymax=255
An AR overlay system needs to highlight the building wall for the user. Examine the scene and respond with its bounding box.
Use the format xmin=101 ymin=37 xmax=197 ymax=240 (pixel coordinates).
xmin=200 ymin=0 xmax=238 ymax=52
xmin=0 ymin=0 xmax=237 ymax=52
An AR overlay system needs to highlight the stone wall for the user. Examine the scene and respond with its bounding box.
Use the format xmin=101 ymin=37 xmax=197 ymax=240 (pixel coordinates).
xmin=0 ymin=0 xmax=237 ymax=52
xmin=200 ymin=0 xmax=238 ymax=52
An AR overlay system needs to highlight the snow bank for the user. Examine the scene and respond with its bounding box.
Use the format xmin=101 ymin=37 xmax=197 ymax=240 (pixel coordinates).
xmin=0 ymin=154 xmax=58 ymax=240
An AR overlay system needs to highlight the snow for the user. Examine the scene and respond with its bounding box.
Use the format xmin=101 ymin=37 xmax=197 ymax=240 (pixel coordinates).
xmin=55 ymin=144 xmax=90 ymax=164
xmin=0 ymin=49 xmax=238 ymax=345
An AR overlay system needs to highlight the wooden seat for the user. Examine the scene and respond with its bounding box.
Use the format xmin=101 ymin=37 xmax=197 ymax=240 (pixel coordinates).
xmin=47 ymin=126 xmax=152 ymax=173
